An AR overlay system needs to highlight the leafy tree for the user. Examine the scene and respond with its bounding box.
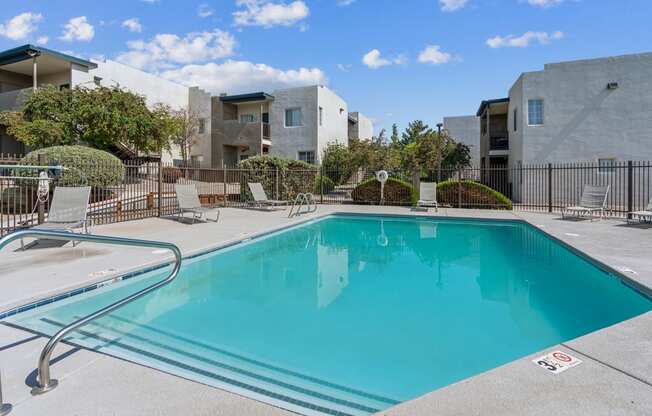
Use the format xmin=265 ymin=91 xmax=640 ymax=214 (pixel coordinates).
xmin=1 ymin=85 xmax=177 ymax=156
xmin=321 ymin=142 xmax=352 ymax=184
xmin=168 ymin=106 xmax=206 ymax=167
xmin=400 ymin=120 xmax=432 ymax=147
xmin=390 ymin=123 xmax=400 ymax=146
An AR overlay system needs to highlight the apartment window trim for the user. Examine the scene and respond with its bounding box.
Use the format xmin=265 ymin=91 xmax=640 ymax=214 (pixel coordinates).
xmin=298 ymin=150 xmax=316 ymax=165
xmin=527 ymin=98 xmax=544 ymax=127
xmin=285 ymin=107 xmax=303 ymax=128
xmin=513 ymin=108 xmax=518 ymax=132
xmin=319 ymin=106 xmax=323 ymax=127
xmin=198 ymin=118 xmax=206 ymax=134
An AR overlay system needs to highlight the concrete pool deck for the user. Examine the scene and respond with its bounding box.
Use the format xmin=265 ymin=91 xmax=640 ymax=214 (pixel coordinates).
xmin=0 ymin=206 xmax=650 ymax=415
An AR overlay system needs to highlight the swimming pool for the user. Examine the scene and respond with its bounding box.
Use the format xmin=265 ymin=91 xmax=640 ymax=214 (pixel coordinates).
xmin=6 ymin=215 xmax=652 ymax=415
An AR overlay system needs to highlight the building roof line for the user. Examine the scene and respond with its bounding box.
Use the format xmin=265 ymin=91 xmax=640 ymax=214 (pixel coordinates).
xmin=476 ymin=97 xmax=509 ymax=116
xmin=0 ymin=44 xmax=98 ymax=69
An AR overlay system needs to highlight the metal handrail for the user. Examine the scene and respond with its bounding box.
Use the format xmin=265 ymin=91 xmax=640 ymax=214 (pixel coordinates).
xmin=288 ymin=193 xmax=317 ymax=218
xmin=0 ymin=229 xmax=183 ymax=395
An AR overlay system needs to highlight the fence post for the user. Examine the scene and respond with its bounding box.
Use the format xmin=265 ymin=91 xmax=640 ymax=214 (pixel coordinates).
xmin=222 ymin=168 xmax=227 ymax=207
xmin=320 ymin=165 xmax=324 ymax=204
xmin=627 ymin=160 xmax=633 ymax=219
xmin=457 ymin=167 xmax=462 ymax=208
xmin=157 ymin=158 xmax=163 ymax=217
xmin=37 ymin=154 xmax=46 ymax=224
xmin=0 ymin=369 xmax=11 ymax=416
xmin=275 ymin=167 xmax=279 ymax=200
xmin=547 ymin=163 xmax=553 ymax=213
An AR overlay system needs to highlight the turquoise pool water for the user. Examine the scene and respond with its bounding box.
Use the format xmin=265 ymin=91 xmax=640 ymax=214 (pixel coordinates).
xmin=7 ymin=215 xmax=652 ymax=415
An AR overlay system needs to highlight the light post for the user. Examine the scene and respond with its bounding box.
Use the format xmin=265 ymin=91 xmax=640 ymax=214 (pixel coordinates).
xmin=436 ymin=123 xmax=443 ymax=182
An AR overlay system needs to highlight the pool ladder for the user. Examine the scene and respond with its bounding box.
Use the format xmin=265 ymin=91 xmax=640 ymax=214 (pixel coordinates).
xmin=0 ymin=230 xmax=183 ymax=396
xmin=289 ymin=193 xmax=317 ymax=218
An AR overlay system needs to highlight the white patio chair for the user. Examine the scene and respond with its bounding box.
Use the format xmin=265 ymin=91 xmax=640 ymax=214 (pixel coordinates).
xmin=174 ymin=184 xmax=220 ymax=224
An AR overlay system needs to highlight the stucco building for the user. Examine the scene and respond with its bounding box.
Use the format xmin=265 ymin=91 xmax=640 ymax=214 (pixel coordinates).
xmin=443 ymin=115 xmax=481 ymax=165
xmin=211 ymin=85 xmax=373 ymax=167
xmin=0 ymin=44 xmax=211 ymax=164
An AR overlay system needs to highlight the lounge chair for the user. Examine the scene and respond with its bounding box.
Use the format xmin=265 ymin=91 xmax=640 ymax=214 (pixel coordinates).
xmin=174 ymin=184 xmax=220 ymax=223
xmin=416 ymin=182 xmax=438 ymax=211
xmin=21 ymin=186 xmax=92 ymax=250
xmin=561 ymin=185 xmax=610 ymax=220
xmin=247 ymin=182 xmax=288 ymax=210
xmin=628 ymin=197 xmax=652 ymax=223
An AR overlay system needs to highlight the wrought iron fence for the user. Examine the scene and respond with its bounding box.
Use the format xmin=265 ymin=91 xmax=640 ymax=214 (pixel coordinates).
xmin=2 ymin=158 xmax=651 ymax=236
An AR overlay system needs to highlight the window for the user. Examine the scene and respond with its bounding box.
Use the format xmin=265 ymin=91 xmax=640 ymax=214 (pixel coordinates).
xmin=93 ymin=76 xmax=102 ymax=86
xmin=513 ymin=108 xmax=518 ymax=131
xmin=598 ymin=158 xmax=616 ymax=174
xmin=298 ymin=151 xmax=315 ymax=164
xmin=319 ymin=107 xmax=323 ymax=126
xmin=528 ymin=99 xmax=544 ymax=126
xmin=240 ymin=114 xmax=256 ymax=123
xmin=285 ymin=108 xmax=302 ymax=127
xmin=59 ymin=84 xmax=70 ymax=91
xmin=198 ymin=118 xmax=206 ymax=134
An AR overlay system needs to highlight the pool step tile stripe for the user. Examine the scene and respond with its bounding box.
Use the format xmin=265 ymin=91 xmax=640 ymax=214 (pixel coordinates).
xmin=36 ymin=316 xmax=388 ymax=416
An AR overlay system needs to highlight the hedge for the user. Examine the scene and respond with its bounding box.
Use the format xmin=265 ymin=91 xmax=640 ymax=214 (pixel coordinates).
xmin=314 ymin=175 xmax=335 ymax=194
xmin=238 ymin=156 xmax=318 ymax=201
xmin=20 ymin=145 xmax=124 ymax=187
xmin=352 ymin=177 xmax=418 ymax=206
xmin=437 ymin=180 xmax=512 ymax=210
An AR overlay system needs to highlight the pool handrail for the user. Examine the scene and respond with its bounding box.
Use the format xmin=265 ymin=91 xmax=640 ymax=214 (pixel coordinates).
xmin=0 ymin=229 xmax=183 ymax=396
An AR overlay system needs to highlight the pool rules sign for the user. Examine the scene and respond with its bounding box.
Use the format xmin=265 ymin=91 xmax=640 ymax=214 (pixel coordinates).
xmin=533 ymin=351 xmax=582 ymax=374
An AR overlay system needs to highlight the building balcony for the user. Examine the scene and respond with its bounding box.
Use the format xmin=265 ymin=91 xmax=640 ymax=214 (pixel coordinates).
xmin=489 ymin=136 xmax=509 ymax=151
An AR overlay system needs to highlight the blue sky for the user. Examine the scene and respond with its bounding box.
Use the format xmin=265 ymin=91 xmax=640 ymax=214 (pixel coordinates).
xmin=1 ymin=0 xmax=652 ymax=134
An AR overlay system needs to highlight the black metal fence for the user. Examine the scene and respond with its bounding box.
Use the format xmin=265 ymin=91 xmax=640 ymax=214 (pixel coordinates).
xmin=2 ymin=158 xmax=651 ymax=236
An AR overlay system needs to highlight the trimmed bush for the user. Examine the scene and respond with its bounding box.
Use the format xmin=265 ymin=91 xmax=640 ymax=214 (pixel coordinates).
xmin=437 ymin=180 xmax=512 ymax=210
xmin=161 ymin=166 xmax=182 ymax=183
xmin=238 ymin=156 xmax=318 ymax=201
xmin=20 ymin=145 xmax=124 ymax=187
xmin=352 ymin=177 xmax=418 ymax=206
xmin=314 ymin=175 xmax=335 ymax=194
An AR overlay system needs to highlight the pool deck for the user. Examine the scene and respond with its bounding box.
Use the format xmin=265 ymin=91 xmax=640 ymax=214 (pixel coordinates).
xmin=1 ymin=205 xmax=651 ymax=415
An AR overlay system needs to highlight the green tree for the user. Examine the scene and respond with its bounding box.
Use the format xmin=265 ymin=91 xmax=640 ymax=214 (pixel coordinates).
xmin=2 ymin=85 xmax=176 ymax=155
xmin=400 ymin=120 xmax=432 ymax=147
xmin=321 ymin=142 xmax=352 ymax=184
xmin=390 ymin=123 xmax=400 ymax=147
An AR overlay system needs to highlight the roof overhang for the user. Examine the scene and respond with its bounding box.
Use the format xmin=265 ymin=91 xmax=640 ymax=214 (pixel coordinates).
xmin=219 ymin=92 xmax=274 ymax=104
xmin=0 ymin=44 xmax=97 ymax=76
xmin=476 ymin=97 xmax=509 ymax=116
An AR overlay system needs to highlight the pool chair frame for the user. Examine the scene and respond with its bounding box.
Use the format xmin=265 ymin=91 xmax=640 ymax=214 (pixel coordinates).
xmin=247 ymin=182 xmax=288 ymax=210
xmin=627 ymin=197 xmax=652 ymax=224
xmin=174 ymin=184 xmax=220 ymax=224
xmin=415 ymin=182 xmax=438 ymax=212
xmin=561 ymin=185 xmax=610 ymax=221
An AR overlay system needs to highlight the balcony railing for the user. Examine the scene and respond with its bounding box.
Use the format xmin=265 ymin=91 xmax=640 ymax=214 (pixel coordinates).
xmin=489 ymin=136 xmax=509 ymax=151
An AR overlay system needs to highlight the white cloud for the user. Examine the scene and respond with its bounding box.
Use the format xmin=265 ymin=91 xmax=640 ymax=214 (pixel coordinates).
xmin=60 ymin=16 xmax=95 ymax=41
xmin=161 ymin=60 xmax=326 ymax=95
xmin=337 ymin=0 xmax=356 ymax=6
xmin=198 ymin=4 xmax=214 ymax=18
xmin=362 ymin=49 xmax=405 ymax=69
xmin=36 ymin=35 xmax=49 ymax=45
xmin=0 ymin=12 xmax=43 ymax=40
xmin=486 ymin=30 xmax=564 ymax=48
xmin=418 ymin=45 xmax=452 ymax=65
xmin=439 ymin=0 xmax=468 ymax=11
xmin=234 ymin=0 xmax=309 ymax=28
xmin=141 ymin=0 xmax=159 ymax=3
xmin=336 ymin=63 xmax=352 ymax=72
xmin=116 ymin=29 xmax=236 ymax=69
xmin=527 ymin=0 xmax=564 ymax=7
xmin=122 ymin=18 xmax=143 ymax=33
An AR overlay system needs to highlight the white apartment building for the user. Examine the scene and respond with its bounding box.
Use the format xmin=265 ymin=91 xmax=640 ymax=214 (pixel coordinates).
xmin=211 ymin=85 xmax=373 ymax=167
xmin=0 ymin=44 xmax=211 ymax=164
xmin=473 ymin=52 xmax=652 ymax=172
xmin=443 ymin=115 xmax=480 ymax=165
